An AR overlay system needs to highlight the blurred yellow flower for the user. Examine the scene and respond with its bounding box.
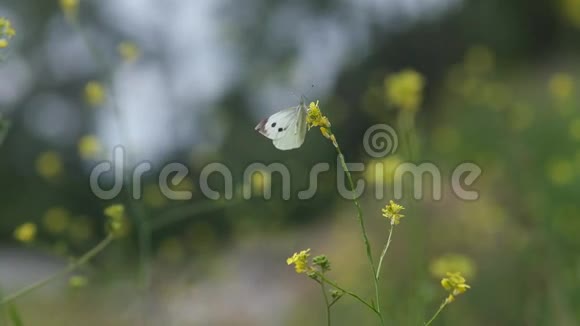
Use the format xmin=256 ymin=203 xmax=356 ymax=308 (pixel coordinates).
xmin=547 ymin=159 xmax=574 ymax=185
xmin=287 ymin=248 xmax=311 ymax=274
xmin=250 ymin=170 xmax=271 ymax=195
xmin=69 ymin=275 xmax=88 ymax=288
xmin=430 ymin=254 xmax=476 ymax=279
xmin=0 ymin=17 xmax=16 ymax=49
xmin=84 ymin=81 xmax=106 ymax=107
xmin=43 ymin=207 xmax=71 ymax=234
xmin=36 ymin=151 xmax=63 ymax=179
xmin=464 ymin=45 xmax=494 ymax=75
xmin=548 ymin=73 xmax=574 ymax=101
xmin=104 ymin=204 xmax=127 ymax=237
xmin=560 ymin=0 xmax=580 ymax=28
xmin=440 ymin=272 xmax=470 ymax=303
xmin=569 ymin=119 xmax=580 ymax=141
xmin=382 ymin=200 xmax=405 ymax=225
xmin=385 ymin=69 xmax=425 ymax=111
xmin=78 ymin=135 xmax=103 ymax=159
xmin=60 ymin=0 xmax=79 ymax=21
xmin=14 ymin=223 xmax=37 ymax=243
xmin=118 ymin=41 xmax=140 ymax=62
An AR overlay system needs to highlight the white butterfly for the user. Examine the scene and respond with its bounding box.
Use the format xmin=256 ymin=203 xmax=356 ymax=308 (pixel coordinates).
xmin=255 ymin=101 xmax=308 ymax=150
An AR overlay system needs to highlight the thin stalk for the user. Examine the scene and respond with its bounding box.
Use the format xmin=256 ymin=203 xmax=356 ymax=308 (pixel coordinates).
xmin=0 ymin=234 xmax=114 ymax=305
xmin=424 ymin=300 xmax=449 ymax=326
xmin=331 ymin=133 xmax=384 ymax=325
xmin=317 ymin=273 xmax=378 ymax=316
xmin=320 ymin=280 xmax=331 ymax=326
xmin=376 ymin=223 xmax=395 ymax=280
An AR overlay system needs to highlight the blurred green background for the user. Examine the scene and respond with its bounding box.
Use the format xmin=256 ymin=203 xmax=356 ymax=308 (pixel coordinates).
xmin=1 ymin=0 xmax=580 ymax=325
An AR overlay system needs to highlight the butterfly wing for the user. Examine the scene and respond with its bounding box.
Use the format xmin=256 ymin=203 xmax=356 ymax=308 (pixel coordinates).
xmin=255 ymin=104 xmax=307 ymax=150
xmin=272 ymin=104 xmax=307 ymax=150
xmin=255 ymin=107 xmax=302 ymax=140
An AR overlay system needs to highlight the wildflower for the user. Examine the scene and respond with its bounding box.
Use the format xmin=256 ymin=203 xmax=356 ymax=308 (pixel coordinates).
xmin=36 ymin=151 xmax=63 ymax=179
xmin=78 ymin=135 xmax=103 ymax=159
xmin=440 ymin=272 xmax=470 ymax=303
xmin=69 ymin=275 xmax=88 ymax=288
xmin=118 ymin=41 xmax=140 ymax=62
xmin=385 ymin=69 xmax=425 ymax=111
xmin=104 ymin=204 xmax=125 ymax=237
xmin=84 ymin=81 xmax=106 ymax=107
xmin=307 ymin=101 xmax=331 ymax=129
xmin=42 ymin=207 xmax=70 ymax=234
xmin=14 ymin=223 xmax=37 ymax=243
xmin=312 ymin=255 xmax=331 ymax=273
xmin=0 ymin=17 xmax=16 ymax=50
xmin=60 ymin=0 xmax=79 ymax=21
xmin=287 ymin=248 xmax=311 ymax=274
xmin=548 ymin=73 xmax=574 ymax=101
xmin=382 ymin=200 xmax=405 ymax=225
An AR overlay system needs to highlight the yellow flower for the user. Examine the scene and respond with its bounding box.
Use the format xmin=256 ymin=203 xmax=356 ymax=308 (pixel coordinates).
xmin=440 ymin=272 xmax=470 ymax=302
xmin=0 ymin=17 xmax=15 ymax=51
xmin=104 ymin=204 xmax=126 ymax=237
xmin=78 ymin=135 xmax=103 ymax=159
xmin=43 ymin=207 xmax=71 ymax=234
xmin=548 ymin=73 xmax=574 ymax=101
xmin=382 ymin=200 xmax=405 ymax=225
xmin=60 ymin=0 xmax=79 ymax=21
xmin=286 ymin=248 xmax=311 ymax=274
xmin=385 ymin=69 xmax=425 ymax=111
xmin=69 ymin=275 xmax=88 ymax=288
xmin=118 ymin=41 xmax=140 ymax=62
xmin=0 ymin=39 xmax=7 ymax=49
xmin=36 ymin=151 xmax=63 ymax=179
xmin=306 ymin=101 xmax=331 ymax=129
xmin=14 ymin=223 xmax=37 ymax=243
xmin=84 ymin=81 xmax=106 ymax=107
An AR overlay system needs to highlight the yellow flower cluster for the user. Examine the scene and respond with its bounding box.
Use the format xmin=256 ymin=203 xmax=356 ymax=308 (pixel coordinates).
xmin=36 ymin=151 xmax=63 ymax=179
xmin=440 ymin=272 xmax=471 ymax=303
xmin=104 ymin=204 xmax=125 ymax=237
xmin=84 ymin=81 xmax=106 ymax=107
xmin=14 ymin=223 xmax=37 ymax=243
xmin=306 ymin=101 xmax=336 ymax=144
xmin=118 ymin=41 xmax=140 ymax=63
xmin=78 ymin=135 xmax=103 ymax=159
xmin=385 ymin=69 xmax=425 ymax=111
xmin=0 ymin=17 xmax=16 ymax=49
xmin=287 ymin=248 xmax=311 ymax=274
xmin=382 ymin=200 xmax=405 ymax=225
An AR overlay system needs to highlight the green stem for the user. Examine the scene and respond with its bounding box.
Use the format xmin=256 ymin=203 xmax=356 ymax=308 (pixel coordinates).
xmin=0 ymin=234 xmax=115 ymax=306
xmin=376 ymin=223 xmax=395 ymax=280
xmin=320 ymin=280 xmax=331 ymax=326
xmin=424 ymin=299 xmax=449 ymax=326
xmin=317 ymin=272 xmax=378 ymax=316
xmin=332 ymin=133 xmax=384 ymax=325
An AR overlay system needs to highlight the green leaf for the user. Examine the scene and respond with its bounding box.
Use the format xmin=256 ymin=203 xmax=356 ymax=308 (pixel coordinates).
xmin=7 ymin=304 xmax=23 ymax=326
